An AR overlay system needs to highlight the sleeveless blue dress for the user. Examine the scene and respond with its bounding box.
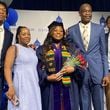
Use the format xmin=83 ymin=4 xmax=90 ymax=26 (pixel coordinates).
xmin=8 ymin=44 xmax=42 ymax=110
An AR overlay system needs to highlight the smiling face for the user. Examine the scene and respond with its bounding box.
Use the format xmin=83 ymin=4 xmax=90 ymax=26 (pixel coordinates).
xmin=0 ymin=3 xmax=7 ymax=25
xmin=79 ymin=3 xmax=92 ymax=24
xmin=18 ymin=27 xmax=31 ymax=46
xmin=51 ymin=26 xmax=64 ymax=42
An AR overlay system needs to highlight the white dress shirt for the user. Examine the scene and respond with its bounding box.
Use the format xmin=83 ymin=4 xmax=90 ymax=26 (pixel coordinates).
xmin=108 ymin=33 xmax=110 ymax=70
xmin=0 ymin=24 xmax=5 ymax=59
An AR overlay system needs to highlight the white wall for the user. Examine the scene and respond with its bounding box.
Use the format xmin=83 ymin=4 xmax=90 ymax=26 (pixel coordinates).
xmin=11 ymin=10 xmax=110 ymax=45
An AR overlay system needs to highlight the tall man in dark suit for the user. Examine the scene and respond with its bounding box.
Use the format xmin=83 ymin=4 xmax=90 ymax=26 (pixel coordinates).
xmin=105 ymin=16 xmax=110 ymax=110
xmin=67 ymin=3 xmax=109 ymax=110
xmin=0 ymin=1 xmax=13 ymax=109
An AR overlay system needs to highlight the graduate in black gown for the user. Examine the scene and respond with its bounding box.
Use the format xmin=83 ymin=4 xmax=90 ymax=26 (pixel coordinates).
xmin=36 ymin=20 xmax=86 ymax=110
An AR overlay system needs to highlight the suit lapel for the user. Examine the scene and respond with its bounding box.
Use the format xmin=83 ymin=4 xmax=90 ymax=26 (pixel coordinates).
xmin=105 ymin=33 xmax=109 ymax=54
xmin=87 ymin=23 xmax=95 ymax=52
xmin=1 ymin=29 xmax=9 ymax=56
xmin=75 ymin=24 xmax=85 ymax=52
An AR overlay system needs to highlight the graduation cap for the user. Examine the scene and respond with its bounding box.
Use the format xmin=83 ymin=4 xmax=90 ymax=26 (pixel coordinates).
xmin=48 ymin=16 xmax=64 ymax=30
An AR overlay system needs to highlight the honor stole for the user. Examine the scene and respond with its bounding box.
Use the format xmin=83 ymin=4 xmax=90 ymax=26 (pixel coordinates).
xmin=45 ymin=45 xmax=72 ymax=85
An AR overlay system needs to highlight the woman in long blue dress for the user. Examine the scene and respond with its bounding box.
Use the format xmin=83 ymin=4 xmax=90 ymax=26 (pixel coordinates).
xmin=36 ymin=21 xmax=85 ymax=110
xmin=4 ymin=26 xmax=42 ymax=110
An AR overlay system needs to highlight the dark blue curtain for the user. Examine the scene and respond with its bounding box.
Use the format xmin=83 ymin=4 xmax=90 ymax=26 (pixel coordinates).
xmin=10 ymin=0 xmax=110 ymax=11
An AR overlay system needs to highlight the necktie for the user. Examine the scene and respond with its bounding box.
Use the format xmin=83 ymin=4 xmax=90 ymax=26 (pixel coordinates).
xmin=82 ymin=26 xmax=88 ymax=50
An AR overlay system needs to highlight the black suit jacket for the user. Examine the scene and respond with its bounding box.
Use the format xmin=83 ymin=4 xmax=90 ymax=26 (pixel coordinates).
xmin=0 ymin=28 xmax=13 ymax=68
xmin=105 ymin=32 xmax=109 ymax=55
xmin=0 ymin=28 xmax=13 ymax=96
xmin=105 ymin=32 xmax=110 ymax=72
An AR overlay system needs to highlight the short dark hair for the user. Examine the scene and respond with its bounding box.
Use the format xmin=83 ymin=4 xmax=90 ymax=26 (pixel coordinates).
xmin=79 ymin=3 xmax=92 ymax=12
xmin=0 ymin=1 xmax=8 ymax=15
xmin=106 ymin=16 xmax=110 ymax=24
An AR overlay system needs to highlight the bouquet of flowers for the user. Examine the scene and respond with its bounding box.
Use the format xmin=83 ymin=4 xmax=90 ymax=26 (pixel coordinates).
xmin=62 ymin=53 xmax=87 ymax=86
xmin=63 ymin=53 xmax=87 ymax=69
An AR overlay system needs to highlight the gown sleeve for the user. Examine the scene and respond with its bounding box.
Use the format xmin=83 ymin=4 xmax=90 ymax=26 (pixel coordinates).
xmin=36 ymin=46 xmax=48 ymax=87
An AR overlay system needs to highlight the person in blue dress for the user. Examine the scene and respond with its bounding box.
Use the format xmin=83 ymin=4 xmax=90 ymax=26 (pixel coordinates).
xmin=4 ymin=26 xmax=42 ymax=110
xmin=36 ymin=21 xmax=86 ymax=110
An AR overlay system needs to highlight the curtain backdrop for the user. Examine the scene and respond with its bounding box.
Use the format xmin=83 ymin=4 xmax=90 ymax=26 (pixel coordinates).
xmin=10 ymin=0 xmax=110 ymax=11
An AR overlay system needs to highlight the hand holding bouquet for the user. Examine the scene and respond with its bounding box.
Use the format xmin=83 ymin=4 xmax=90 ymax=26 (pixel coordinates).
xmin=61 ymin=53 xmax=87 ymax=86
